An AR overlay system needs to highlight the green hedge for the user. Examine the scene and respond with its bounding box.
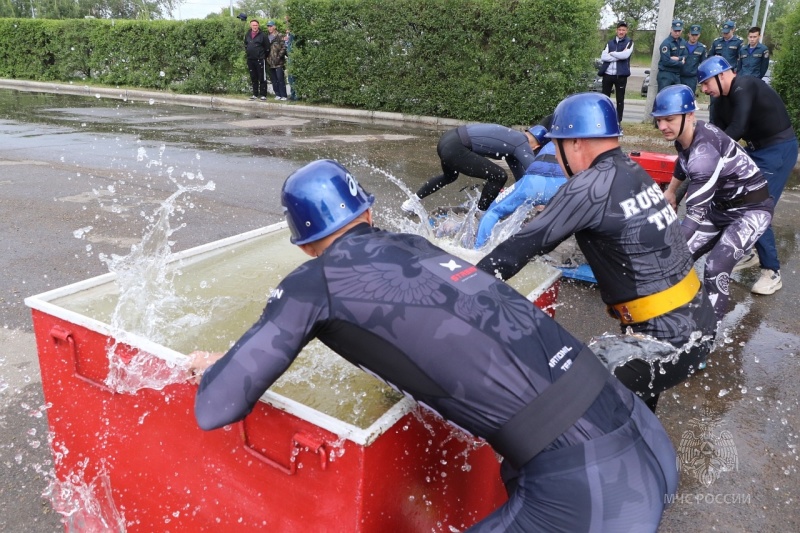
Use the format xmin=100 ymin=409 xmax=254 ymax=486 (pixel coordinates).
xmin=0 ymin=0 xmax=604 ymax=123
xmin=0 ymin=18 xmax=248 ymax=94
xmin=773 ymin=4 xmax=800 ymax=133
xmin=287 ymin=0 xmax=601 ymax=124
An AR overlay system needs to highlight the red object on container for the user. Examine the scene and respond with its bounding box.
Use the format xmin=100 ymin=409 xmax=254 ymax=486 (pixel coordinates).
xmin=629 ymin=150 xmax=677 ymax=188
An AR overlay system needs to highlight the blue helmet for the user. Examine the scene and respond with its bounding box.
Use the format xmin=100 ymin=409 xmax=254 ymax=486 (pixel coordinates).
xmin=546 ymin=93 xmax=622 ymax=139
xmin=697 ymin=56 xmax=732 ymax=83
xmin=281 ymin=160 xmax=375 ymax=245
xmin=527 ymin=125 xmax=548 ymax=145
xmin=652 ymin=85 xmax=697 ymax=117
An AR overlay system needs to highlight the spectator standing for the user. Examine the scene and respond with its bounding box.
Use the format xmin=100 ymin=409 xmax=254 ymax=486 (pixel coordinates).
xmin=244 ymin=19 xmax=269 ymax=101
xmin=709 ymin=20 xmax=743 ymax=71
xmin=598 ymin=21 xmax=633 ymax=123
xmin=699 ymin=56 xmax=799 ymax=295
xmin=476 ymin=93 xmax=717 ymax=411
xmin=657 ymin=20 xmax=688 ymax=93
xmin=680 ymin=25 xmax=707 ymax=93
xmin=654 ymin=85 xmax=773 ymax=320
xmin=191 ymin=159 xmax=679 ymax=532
xmin=266 ymin=20 xmax=288 ymax=101
xmin=738 ymin=26 xmax=770 ymax=79
xmin=284 ymin=15 xmax=298 ymax=101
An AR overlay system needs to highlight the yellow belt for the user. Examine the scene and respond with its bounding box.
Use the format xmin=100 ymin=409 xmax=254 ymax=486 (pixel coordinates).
xmin=607 ymin=270 xmax=701 ymax=325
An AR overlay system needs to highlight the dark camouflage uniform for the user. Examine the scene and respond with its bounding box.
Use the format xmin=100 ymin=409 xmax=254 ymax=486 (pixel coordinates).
xmin=673 ymin=121 xmax=773 ymax=318
xmin=196 ymin=224 xmax=678 ymax=531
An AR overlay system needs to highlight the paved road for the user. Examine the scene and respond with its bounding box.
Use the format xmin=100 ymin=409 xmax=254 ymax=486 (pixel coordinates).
xmin=0 ymin=81 xmax=798 ymax=532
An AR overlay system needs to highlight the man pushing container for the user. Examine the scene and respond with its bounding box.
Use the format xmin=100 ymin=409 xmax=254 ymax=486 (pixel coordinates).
xmin=190 ymin=159 xmax=678 ymax=531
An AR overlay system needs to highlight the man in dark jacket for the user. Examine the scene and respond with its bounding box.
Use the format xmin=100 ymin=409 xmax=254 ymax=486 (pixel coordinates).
xmin=266 ymin=20 xmax=288 ymax=100
xmin=244 ymin=19 xmax=269 ymax=100
xmin=598 ymin=21 xmax=633 ymax=123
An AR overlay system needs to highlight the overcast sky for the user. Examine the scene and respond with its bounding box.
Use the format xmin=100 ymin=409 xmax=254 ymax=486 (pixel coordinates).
xmin=170 ymin=0 xmax=231 ymax=20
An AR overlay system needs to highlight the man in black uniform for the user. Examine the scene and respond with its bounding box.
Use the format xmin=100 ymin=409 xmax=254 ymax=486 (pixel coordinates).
xmin=191 ymin=159 xmax=678 ymax=532
xmin=698 ymin=56 xmax=798 ymax=295
xmin=656 ymin=20 xmax=687 ymax=93
xmin=244 ymin=19 xmax=269 ymax=100
xmin=477 ymin=93 xmax=717 ymax=411
xmin=403 ymin=124 xmax=538 ymax=213
xmin=705 ymin=21 xmax=744 ymax=136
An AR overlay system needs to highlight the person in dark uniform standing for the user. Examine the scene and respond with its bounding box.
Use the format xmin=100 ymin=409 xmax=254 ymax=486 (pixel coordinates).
xmin=654 ymin=85 xmax=773 ymax=320
xmin=709 ymin=20 xmax=743 ymax=71
xmin=680 ymin=24 xmax=707 ymax=93
xmin=476 ymin=93 xmax=717 ymax=411
xmin=403 ymin=124 xmax=538 ymax=212
xmin=738 ymin=26 xmax=770 ymax=78
xmin=698 ymin=56 xmax=798 ymax=295
xmin=598 ymin=21 xmax=633 ymax=123
xmin=244 ymin=19 xmax=269 ymax=100
xmin=190 ymin=159 xmax=679 ymax=532
xmin=657 ymin=20 xmax=688 ymax=93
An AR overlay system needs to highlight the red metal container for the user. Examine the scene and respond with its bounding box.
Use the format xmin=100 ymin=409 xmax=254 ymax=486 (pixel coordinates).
xmin=26 ymin=223 xmax=561 ymax=532
xmin=629 ymin=150 xmax=677 ymax=188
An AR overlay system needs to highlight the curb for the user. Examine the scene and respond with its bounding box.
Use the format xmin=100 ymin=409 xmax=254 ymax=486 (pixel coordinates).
xmin=0 ymin=78 xmax=466 ymax=129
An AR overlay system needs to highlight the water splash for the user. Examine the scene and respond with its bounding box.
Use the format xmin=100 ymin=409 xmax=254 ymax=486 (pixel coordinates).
xmin=361 ymin=162 xmax=535 ymax=252
xmin=591 ymin=329 xmax=712 ymax=372
xmin=44 ymin=460 xmax=126 ymax=533
xmin=100 ymin=174 xmax=215 ymax=394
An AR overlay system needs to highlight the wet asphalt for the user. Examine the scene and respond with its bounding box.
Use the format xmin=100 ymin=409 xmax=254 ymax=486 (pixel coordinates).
xmin=0 ymin=82 xmax=798 ymax=532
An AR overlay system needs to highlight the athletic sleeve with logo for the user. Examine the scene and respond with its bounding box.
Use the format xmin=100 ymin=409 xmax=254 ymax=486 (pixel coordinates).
xmin=195 ymin=224 xmax=622 ymax=450
xmin=477 ymin=148 xmax=692 ymax=305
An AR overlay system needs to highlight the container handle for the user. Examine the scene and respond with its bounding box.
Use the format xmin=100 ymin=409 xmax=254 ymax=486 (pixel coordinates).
xmin=238 ymin=421 xmax=328 ymax=475
xmin=49 ymin=325 xmax=113 ymax=392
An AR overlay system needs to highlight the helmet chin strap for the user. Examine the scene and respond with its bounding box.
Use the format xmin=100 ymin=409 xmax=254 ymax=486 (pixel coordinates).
xmin=715 ymin=74 xmax=723 ymax=97
xmin=555 ymin=139 xmax=574 ymax=178
xmin=678 ymin=114 xmax=687 ymax=137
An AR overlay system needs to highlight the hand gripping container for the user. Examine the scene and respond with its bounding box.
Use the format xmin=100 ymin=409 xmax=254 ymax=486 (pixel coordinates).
xmin=25 ymin=222 xmax=561 ymax=532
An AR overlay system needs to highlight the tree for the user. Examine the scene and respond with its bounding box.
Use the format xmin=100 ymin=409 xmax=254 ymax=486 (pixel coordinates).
xmin=0 ymin=0 xmax=181 ymax=19
xmin=232 ymin=0 xmax=285 ymax=21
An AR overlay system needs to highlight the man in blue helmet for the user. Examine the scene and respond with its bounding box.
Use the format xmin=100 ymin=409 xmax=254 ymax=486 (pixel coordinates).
xmin=653 ymin=85 xmax=773 ymax=320
xmin=477 ymin=93 xmax=717 ymax=412
xmin=657 ymin=20 xmax=688 ymax=93
xmin=402 ymin=124 xmax=539 ymax=213
xmin=705 ymin=21 xmax=743 ymax=141
xmin=474 ymin=122 xmax=567 ymax=249
xmin=190 ymin=159 xmax=678 ymax=531
xmin=698 ymin=56 xmax=798 ymax=295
